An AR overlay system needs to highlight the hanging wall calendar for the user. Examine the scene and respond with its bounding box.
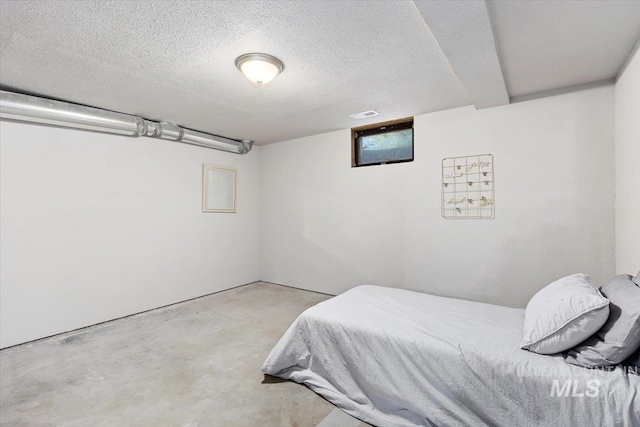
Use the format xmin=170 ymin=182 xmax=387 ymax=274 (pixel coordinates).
xmin=442 ymin=154 xmax=494 ymax=219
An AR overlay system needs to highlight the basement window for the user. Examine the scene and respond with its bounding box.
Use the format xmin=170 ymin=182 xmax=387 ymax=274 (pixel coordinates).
xmin=352 ymin=117 xmax=414 ymax=167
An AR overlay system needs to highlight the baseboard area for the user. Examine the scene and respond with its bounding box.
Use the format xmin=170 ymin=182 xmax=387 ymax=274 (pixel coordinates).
xmin=0 ymin=280 xmax=340 ymax=352
xmin=0 ymin=280 xmax=262 ymax=351
xmin=260 ymin=280 xmax=337 ymax=297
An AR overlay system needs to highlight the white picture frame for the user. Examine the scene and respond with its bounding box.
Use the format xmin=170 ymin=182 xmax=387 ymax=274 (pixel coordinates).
xmin=202 ymin=164 xmax=237 ymax=213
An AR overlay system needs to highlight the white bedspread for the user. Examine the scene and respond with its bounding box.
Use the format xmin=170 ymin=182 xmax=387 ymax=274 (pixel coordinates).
xmin=262 ymin=285 xmax=640 ymax=427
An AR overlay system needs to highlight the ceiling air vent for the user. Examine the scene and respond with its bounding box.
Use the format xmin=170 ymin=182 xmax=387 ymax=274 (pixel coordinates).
xmin=349 ymin=110 xmax=379 ymax=119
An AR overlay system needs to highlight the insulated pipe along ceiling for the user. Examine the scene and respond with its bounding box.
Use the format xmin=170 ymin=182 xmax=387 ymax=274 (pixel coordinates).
xmin=0 ymin=90 xmax=254 ymax=154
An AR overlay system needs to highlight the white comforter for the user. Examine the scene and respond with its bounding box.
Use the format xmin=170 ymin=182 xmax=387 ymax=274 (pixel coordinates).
xmin=262 ymin=285 xmax=640 ymax=427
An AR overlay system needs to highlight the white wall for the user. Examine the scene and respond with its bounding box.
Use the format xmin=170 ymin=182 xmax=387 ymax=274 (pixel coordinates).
xmin=0 ymin=82 xmax=622 ymax=347
xmin=615 ymin=42 xmax=640 ymax=275
xmin=260 ymin=85 xmax=615 ymax=308
xmin=0 ymin=122 xmax=260 ymax=348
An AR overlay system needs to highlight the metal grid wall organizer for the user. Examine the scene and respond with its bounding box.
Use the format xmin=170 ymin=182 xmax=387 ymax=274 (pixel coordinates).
xmin=442 ymin=154 xmax=494 ymax=219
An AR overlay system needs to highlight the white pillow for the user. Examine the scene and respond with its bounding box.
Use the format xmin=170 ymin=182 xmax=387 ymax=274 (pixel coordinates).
xmin=522 ymin=274 xmax=610 ymax=355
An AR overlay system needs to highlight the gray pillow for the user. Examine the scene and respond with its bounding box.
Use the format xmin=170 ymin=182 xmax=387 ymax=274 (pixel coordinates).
xmin=629 ymin=271 xmax=640 ymax=374
xmin=565 ymin=275 xmax=640 ymax=367
xmin=625 ymin=348 xmax=640 ymax=375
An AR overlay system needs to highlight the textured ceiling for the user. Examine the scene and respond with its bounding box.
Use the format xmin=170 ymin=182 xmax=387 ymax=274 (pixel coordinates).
xmin=0 ymin=1 xmax=639 ymax=145
xmin=0 ymin=0 xmax=469 ymax=144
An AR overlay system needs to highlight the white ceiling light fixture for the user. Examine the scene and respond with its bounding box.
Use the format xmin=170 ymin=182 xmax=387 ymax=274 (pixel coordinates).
xmin=235 ymin=53 xmax=284 ymax=86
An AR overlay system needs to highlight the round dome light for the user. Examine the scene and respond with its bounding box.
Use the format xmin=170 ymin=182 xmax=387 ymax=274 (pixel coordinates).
xmin=235 ymin=53 xmax=284 ymax=86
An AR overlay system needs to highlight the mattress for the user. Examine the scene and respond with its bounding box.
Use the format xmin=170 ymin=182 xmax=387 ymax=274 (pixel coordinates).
xmin=262 ymin=285 xmax=640 ymax=427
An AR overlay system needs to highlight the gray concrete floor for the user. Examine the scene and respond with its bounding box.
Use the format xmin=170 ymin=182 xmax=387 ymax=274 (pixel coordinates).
xmin=0 ymin=282 xmax=365 ymax=427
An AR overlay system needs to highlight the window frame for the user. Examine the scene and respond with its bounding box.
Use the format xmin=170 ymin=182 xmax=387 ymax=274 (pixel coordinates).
xmin=351 ymin=117 xmax=414 ymax=167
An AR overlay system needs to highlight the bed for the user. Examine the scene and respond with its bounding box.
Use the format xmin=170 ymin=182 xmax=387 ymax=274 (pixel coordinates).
xmin=262 ymin=285 xmax=640 ymax=427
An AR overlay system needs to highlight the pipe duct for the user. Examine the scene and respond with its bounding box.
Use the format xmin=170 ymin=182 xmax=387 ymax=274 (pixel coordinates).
xmin=0 ymin=90 xmax=254 ymax=154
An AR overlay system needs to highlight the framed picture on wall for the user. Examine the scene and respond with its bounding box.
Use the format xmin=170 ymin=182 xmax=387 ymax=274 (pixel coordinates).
xmin=202 ymin=164 xmax=236 ymax=213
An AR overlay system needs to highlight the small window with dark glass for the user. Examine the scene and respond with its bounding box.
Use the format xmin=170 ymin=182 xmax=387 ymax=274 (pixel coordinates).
xmin=351 ymin=117 xmax=414 ymax=167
